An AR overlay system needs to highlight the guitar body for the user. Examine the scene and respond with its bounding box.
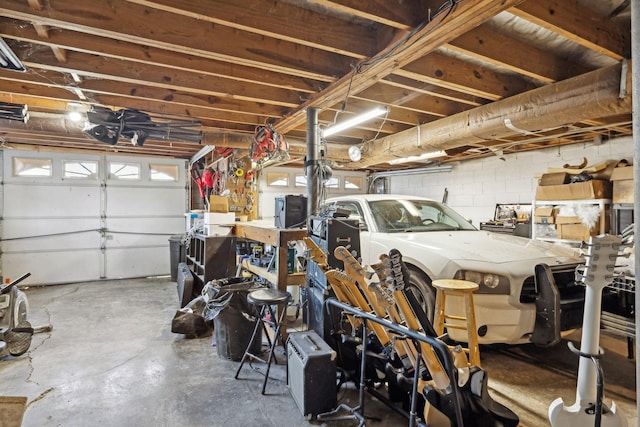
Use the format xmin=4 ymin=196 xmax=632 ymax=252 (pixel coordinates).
xmin=549 ymin=398 xmax=627 ymax=427
xmin=548 ymin=235 xmax=628 ymax=427
xmin=387 ymin=249 xmax=520 ymax=427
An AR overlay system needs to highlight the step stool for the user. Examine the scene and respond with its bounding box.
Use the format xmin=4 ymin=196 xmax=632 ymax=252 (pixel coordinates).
xmin=432 ymin=279 xmax=481 ymax=367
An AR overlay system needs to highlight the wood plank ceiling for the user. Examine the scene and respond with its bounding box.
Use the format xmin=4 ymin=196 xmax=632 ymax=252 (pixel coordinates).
xmin=0 ymin=0 xmax=632 ymax=171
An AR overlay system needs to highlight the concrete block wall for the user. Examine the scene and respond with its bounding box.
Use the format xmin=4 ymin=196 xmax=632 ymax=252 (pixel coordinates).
xmin=390 ymin=136 xmax=633 ymax=227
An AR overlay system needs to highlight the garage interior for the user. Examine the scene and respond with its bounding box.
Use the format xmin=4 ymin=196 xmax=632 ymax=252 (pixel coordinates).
xmin=0 ymin=0 xmax=638 ymax=426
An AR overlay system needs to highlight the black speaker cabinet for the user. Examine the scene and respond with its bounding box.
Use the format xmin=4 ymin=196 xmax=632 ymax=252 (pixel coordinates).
xmin=307 ymin=217 xmax=361 ymax=289
xmin=287 ymin=330 xmax=337 ymax=417
xmin=274 ymin=195 xmax=307 ymax=229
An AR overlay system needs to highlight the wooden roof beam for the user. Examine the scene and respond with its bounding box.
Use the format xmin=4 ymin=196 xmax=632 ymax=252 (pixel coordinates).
xmin=275 ymin=0 xmax=526 ymax=133
xmin=125 ymin=0 xmax=377 ymax=58
xmin=0 ymin=0 xmax=354 ymax=80
xmin=510 ymin=0 xmax=630 ymax=60
xmin=445 ymin=24 xmax=591 ymax=83
xmin=0 ymin=19 xmax=327 ymax=91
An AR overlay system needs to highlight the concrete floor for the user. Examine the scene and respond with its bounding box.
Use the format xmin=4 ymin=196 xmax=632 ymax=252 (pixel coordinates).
xmin=0 ymin=277 xmax=636 ymax=427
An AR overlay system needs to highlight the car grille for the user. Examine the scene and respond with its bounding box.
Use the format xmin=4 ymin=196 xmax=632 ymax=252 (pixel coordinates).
xmin=520 ymin=263 xmax=582 ymax=303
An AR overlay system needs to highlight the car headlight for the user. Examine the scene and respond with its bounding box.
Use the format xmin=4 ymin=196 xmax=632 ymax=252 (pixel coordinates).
xmin=454 ymin=270 xmax=510 ymax=294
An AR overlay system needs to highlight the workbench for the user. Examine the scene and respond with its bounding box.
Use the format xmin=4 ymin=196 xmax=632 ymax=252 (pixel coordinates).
xmin=233 ymin=222 xmax=307 ymax=291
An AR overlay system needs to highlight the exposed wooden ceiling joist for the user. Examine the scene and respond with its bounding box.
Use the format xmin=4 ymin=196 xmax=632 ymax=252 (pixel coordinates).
xmin=0 ymin=0 xmax=631 ymax=170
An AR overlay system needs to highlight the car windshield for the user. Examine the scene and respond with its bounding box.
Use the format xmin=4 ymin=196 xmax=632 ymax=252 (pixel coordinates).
xmin=368 ymin=199 xmax=476 ymax=233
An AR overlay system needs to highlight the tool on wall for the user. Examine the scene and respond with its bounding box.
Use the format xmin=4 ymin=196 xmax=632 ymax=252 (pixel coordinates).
xmin=190 ymin=162 xmax=208 ymax=208
xmin=249 ymin=124 xmax=289 ymax=166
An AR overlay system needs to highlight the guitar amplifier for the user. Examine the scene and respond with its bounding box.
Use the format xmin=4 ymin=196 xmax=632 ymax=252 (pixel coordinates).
xmin=287 ymin=330 xmax=337 ymax=417
xmin=307 ymin=216 xmax=360 ymax=289
xmin=274 ymin=195 xmax=307 ymax=229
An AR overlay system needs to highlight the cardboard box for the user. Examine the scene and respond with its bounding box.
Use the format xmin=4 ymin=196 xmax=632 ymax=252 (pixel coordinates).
xmin=535 ymin=180 xmax=612 ymax=201
xmin=204 ymin=212 xmax=236 ymax=225
xmin=610 ymin=166 xmax=633 ymax=181
xmin=557 ymin=223 xmax=592 ymax=241
xmin=557 ymin=218 xmax=603 ymax=240
xmin=209 ymin=195 xmax=229 ymax=213
xmin=610 ymin=166 xmax=634 ymax=204
xmin=555 ymin=215 xmax=582 ymax=225
xmin=534 ymin=207 xmax=556 ymax=224
xmin=539 ymin=172 xmax=570 ymax=186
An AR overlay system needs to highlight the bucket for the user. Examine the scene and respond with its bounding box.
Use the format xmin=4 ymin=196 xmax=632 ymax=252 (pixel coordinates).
xmin=214 ymin=307 xmax=261 ymax=361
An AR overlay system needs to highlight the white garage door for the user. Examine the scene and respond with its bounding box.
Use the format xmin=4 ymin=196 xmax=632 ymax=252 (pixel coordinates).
xmin=1 ymin=150 xmax=187 ymax=285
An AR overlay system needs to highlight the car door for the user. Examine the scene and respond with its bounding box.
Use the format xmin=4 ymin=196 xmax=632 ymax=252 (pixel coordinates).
xmin=332 ymin=200 xmax=373 ymax=263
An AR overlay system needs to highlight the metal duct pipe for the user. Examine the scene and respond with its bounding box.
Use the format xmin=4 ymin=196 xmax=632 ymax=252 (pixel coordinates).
xmin=306 ymin=107 xmax=319 ymax=219
xmin=354 ymin=62 xmax=633 ymax=168
xmin=631 ymin=0 xmax=639 ymax=418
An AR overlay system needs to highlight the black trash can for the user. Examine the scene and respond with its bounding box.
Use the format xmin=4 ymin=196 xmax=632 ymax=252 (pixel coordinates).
xmin=169 ymin=235 xmax=186 ymax=281
xmin=204 ymin=278 xmax=263 ymax=361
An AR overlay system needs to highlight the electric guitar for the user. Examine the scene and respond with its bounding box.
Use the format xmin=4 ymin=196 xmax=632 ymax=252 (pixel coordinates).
xmin=549 ymin=235 xmax=628 ymax=427
xmin=304 ymin=238 xmax=412 ymax=368
xmin=333 ymin=245 xmax=418 ymax=369
xmin=384 ymin=248 xmax=520 ymax=427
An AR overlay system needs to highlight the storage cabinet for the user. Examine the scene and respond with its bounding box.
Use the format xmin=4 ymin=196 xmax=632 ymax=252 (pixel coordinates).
xmin=185 ymin=234 xmax=237 ymax=288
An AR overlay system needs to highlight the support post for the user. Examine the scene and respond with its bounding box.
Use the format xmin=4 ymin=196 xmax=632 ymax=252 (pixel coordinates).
xmin=306 ymin=108 xmax=319 ymax=220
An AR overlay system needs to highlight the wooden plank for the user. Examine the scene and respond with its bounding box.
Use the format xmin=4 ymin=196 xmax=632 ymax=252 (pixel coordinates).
xmin=0 ymin=20 xmax=326 ymax=90
xmin=398 ymin=51 xmax=536 ymax=101
xmin=22 ymin=50 xmax=305 ymax=108
xmin=0 ymin=0 xmax=353 ymax=80
xmin=276 ymin=0 xmax=526 ymax=133
xmin=511 ymin=0 xmax=629 ymax=60
xmin=446 ymin=24 xmax=591 ymax=83
xmin=126 ymin=0 xmax=376 ymax=58
xmin=241 ymin=260 xmax=306 ymax=288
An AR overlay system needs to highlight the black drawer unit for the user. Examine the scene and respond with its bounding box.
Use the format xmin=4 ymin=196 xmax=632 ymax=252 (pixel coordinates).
xmin=287 ymin=330 xmax=337 ymax=417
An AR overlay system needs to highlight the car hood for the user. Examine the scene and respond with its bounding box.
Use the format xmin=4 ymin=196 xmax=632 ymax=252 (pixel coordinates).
xmin=384 ymin=230 xmax=581 ymax=265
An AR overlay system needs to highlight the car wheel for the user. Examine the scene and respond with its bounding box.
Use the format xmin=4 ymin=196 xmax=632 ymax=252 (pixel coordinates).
xmin=406 ymin=268 xmax=436 ymax=322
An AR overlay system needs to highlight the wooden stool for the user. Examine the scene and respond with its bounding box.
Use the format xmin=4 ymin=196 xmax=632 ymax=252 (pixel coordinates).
xmin=432 ymin=279 xmax=481 ymax=367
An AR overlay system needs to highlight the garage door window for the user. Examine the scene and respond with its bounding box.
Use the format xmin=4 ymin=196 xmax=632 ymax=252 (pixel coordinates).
xmin=344 ymin=176 xmax=362 ymax=190
xmin=267 ymin=171 xmax=289 ymax=187
xmin=150 ymin=164 xmax=178 ymax=181
xmin=63 ymin=160 xmax=98 ymax=179
xmin=13 ymin=157 xmax=52 ymax=177
xmin=109 ymin=162 xmax=140 ymax=180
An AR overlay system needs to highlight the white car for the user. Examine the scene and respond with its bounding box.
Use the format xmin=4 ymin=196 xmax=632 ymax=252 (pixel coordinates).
xmin=322 ymin=194 xmax=585 ymax=346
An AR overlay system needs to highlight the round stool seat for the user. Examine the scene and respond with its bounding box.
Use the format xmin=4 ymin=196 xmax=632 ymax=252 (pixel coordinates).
xmin=247 ymin=288 xmax=291 ymax=306
xmin=432 ymin=279 xmax=478 ymax=292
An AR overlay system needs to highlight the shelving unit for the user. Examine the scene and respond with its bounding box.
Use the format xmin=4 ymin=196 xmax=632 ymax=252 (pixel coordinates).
xmin=185 ymin=234 xmax=237 ymax=288
xmin=531 ymin=198 xmax=610 ymax=244
xmin=233 ymin=223 xmax=307 ymax=291
xmin=611 ymin=203 xmax=634 ymax=235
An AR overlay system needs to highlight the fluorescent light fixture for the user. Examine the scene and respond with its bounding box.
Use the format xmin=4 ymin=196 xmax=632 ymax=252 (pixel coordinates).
xmin=388 ymin=150 xmax=447 ymax=165
xmin=67 ymin=102 xmax=84 ymax=122
xmin=0 ymin=37 xmax=26 ymax=72
xmin=322 ymin=106 xmax=388 ymax=138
